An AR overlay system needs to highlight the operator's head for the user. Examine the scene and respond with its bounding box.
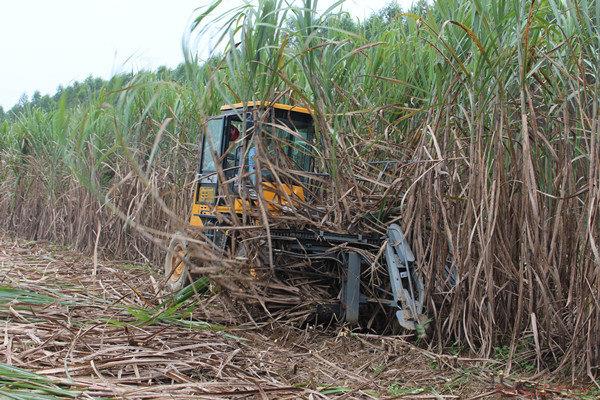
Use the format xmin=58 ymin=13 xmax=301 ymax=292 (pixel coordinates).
xmin=229 ymin=125 xmax=240 ymax=142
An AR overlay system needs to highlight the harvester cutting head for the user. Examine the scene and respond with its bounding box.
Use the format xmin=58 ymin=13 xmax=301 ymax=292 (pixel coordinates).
xmin=385 ymin=224 xmax=426 ymax=330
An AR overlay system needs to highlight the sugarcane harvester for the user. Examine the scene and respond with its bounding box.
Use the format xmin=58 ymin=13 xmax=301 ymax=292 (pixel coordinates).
xmin=164 ymin=102 xmax=426 ymax=330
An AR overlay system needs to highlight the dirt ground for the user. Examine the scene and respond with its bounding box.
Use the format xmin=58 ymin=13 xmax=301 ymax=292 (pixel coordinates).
xmin=0 ymin=234 xmax=595 ymax=399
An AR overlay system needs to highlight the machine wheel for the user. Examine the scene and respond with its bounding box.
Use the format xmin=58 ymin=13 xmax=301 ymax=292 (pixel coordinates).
xmin=163 ymin=232 xmax=190 ymax=293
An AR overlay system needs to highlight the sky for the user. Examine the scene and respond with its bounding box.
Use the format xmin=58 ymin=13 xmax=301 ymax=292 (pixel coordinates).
xmin=0 ymin=0 xmax=413 ymax=110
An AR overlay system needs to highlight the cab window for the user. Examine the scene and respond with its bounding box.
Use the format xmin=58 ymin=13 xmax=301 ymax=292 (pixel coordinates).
xmin=201 ymin=118 xmax=224 ymax=173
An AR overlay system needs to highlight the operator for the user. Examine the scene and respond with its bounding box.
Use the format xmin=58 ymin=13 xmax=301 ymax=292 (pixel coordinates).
xmin=229 ymin=125 xmax=240 ymax=142
xmin=224 ymin=125 xmax=241 ymax=173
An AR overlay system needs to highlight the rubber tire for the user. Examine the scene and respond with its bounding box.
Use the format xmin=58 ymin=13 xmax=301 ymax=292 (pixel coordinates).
xmin=163 ymin=232 xmax=189 ymax=293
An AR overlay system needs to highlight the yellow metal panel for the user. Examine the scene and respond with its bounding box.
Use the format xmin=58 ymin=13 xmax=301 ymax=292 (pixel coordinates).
xmin=220 ymin=101 xmax=311 ymax=115
xmin=189 ymin=203 xmax=206 ymax=227
xmin=197 ymin=186 xmax=216 ymax=204
xmin=189 ymin=184 xmax=305 ymax=225
xmin=261 ymin=183 xmax=305 ymax=206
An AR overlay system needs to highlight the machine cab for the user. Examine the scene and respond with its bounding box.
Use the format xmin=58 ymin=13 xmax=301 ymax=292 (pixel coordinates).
xmin=190 ymin=102 xmax=314 ymax=227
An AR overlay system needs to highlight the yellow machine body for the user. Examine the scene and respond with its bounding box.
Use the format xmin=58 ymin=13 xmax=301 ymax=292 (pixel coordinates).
xmin=189 ymin=183 xmax=306 ymax=227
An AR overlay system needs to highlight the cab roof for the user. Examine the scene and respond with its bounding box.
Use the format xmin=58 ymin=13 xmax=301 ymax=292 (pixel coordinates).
xmin=220 ymin=101 xmax=311 ymax=115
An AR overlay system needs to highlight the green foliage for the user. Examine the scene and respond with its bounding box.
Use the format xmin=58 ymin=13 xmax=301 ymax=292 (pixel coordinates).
xmin=576 ymin=387 xmax=600 ymax=400
xmin=319 ymin=386 xmax=352 ymax=395
xmin=0 ymin=363 xmax=80 ymax=399
xmin=0 ymin=286 xmax=56 ymax=305
xmin=493 ymin=345 xmax=510 ymax=362
xmin=388 ymin=383 xmax=427 ymax=396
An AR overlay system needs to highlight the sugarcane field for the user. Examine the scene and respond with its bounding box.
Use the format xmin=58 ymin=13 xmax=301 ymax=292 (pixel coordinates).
xmin=1 ymin=0 xmax=600 ymax=398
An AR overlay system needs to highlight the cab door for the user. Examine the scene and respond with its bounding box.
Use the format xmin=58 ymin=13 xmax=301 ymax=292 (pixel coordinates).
xmin=190 ymin=117 xmax=225 ymax=226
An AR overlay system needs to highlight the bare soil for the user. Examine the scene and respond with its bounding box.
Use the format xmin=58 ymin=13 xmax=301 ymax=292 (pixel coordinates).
xmin=0 ymin=234 xmax=594 ymax=399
